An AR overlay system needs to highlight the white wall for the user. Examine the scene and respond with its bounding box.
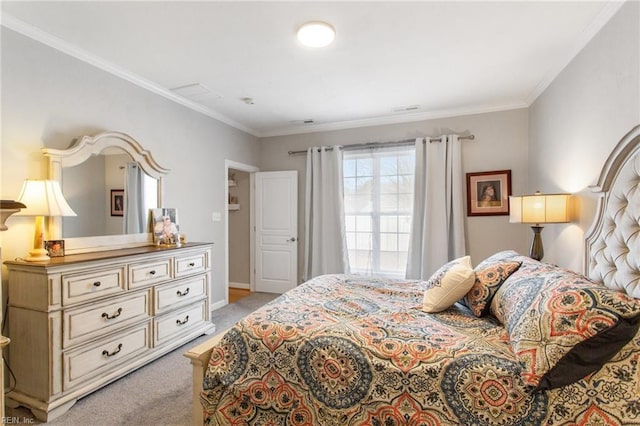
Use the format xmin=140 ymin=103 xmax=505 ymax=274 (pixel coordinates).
xmin=528 ymin=1 xmax=640 ymax=273
xmin=0 ymin=28 xmax=261 ymax=307
xmin=259 ymin=108 xmax=530 ymax=282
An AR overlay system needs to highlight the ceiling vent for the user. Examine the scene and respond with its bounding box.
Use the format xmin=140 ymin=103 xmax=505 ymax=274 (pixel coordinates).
xmin=392 ymin=104 xmax=421 ymax=113
xmin=170 ymin=83 xmax=222 ymax=99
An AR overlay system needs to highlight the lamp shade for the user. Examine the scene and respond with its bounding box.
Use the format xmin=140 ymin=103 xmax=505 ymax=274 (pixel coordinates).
xmin=16 ymin=179 xmax=77 ymax=217
xmin=509 ymin=192 xmax=570 ymax=224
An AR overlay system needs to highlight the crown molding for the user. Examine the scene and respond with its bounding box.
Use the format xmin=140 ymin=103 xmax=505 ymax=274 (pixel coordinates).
xmin=258 ymin=102 xmax=529 ymax=138
xmin=525 ymin=0 xmax=625 ymax=105
xmin=1 ymin=13 xmax=259 ymax=137
xmin=2 ymin=1 xmax=623 ymax=140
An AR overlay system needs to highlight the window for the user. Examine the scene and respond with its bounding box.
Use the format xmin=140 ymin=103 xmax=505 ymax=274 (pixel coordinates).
xmin=343 ymin=146 xmax=415 ymax=277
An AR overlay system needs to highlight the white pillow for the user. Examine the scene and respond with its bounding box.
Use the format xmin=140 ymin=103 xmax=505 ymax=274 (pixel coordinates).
xmin=422 ymin=256 xmax=475 ymax=313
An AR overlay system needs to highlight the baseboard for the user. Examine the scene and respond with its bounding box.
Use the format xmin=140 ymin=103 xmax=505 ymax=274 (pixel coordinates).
xmin=210 ymin=299 xmax=227 ymax=311
xmin=229 ymin=282 xmax=250 ymax=290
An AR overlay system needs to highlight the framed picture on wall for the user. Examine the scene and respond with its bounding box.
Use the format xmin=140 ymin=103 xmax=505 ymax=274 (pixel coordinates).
xmin=111 ymin=189 xmax=124 ymax=217
xmin=466 ymin=170 xmax=511 ymax=216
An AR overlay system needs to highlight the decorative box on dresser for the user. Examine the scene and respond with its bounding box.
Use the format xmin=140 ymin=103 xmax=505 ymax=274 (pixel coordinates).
xmin=4 ymin=242 xmax=216 ymax=421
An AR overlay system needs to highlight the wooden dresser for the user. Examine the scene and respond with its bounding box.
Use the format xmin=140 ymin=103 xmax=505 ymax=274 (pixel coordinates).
xmin=4 ymin=242 xmax=215 ymax=421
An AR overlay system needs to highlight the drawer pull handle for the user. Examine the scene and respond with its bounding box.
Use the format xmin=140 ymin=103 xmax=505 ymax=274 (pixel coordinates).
xmin=188 ymin=262 xmax=195 ymax=267
xmin=149 ymin=270 xmax=156 ymax=275
xmin=176 ymin=315 xmax=190 ymax=326
xmin=93 ymin=281 xmax=101 ymax=287
xmin=101 ymin=308 xmax=123 ymax=320
xmin=102 ymin=343 xmax=123 ymax=357
xmin=176 ymin=288 xmax=190 ymax=297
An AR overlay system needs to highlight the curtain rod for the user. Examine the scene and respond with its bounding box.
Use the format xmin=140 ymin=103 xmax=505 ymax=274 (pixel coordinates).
xmin=287 ymin=134 xmax=474 ymax=155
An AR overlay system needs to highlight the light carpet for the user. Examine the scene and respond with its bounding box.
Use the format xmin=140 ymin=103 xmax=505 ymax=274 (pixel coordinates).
xmin=6 ymin=292 xmax=279 ymax=426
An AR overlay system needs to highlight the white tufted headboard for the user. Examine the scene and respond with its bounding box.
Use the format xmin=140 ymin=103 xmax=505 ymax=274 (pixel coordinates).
xmin=586 ymin=125 xmax=640 ymax=298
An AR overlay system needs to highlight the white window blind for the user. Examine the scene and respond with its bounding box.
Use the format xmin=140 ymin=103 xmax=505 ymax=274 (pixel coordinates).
xmin=343 ymin=146 xmax=415 ymax=277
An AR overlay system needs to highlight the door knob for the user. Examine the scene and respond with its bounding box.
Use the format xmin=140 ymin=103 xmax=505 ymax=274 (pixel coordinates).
xmin=288 ymin=237 xmax=297 ymax=242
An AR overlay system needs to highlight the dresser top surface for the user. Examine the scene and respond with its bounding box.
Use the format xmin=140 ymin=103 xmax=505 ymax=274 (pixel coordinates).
xmin=4 ymin=242 xmax=213 ymax=269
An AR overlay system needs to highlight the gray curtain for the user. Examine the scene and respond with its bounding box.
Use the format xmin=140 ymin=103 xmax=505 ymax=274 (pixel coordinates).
xmin=124 ymin=162 xmax=145 ymax=233
xmin=303 ymin=146 xmax=350 ymax=280
xmin=406 ymin=135 xmax=466 ymax=279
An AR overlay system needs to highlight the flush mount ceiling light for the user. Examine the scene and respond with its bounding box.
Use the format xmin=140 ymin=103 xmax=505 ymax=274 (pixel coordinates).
xmin=297 ymin=21 xmax=335 ymax=48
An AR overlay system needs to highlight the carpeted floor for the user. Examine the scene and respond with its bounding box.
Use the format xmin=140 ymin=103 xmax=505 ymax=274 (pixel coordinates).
xmin=5 ymin=292 xmax=279 ymax=426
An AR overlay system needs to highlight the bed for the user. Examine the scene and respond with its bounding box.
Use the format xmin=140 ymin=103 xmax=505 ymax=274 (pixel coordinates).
xmin=186 ymin=125 xmax=640 ymax=425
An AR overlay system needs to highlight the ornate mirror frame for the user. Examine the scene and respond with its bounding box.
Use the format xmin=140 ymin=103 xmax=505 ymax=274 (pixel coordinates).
xmin=44 ymin=131 xmax=170 ymax=254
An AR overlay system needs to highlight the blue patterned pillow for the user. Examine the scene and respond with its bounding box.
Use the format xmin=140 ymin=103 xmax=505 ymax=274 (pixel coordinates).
xmin=461 ymin=250 xmax=522 ymax=317
xmin=490 ymin=262 xmax=640 ymax=390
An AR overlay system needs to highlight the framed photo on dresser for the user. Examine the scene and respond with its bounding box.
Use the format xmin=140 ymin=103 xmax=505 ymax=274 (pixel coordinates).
xmin=152 ymin=208 xmax=180 ymax=245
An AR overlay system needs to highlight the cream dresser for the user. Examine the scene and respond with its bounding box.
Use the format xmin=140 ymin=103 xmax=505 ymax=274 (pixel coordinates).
xmin=4 ymin=242 xmax=215 ymax=421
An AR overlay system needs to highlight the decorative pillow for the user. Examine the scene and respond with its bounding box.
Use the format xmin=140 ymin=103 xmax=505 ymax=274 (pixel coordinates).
xmin=423 ymin=256 xmax=475 ymax=313
xmin=490 ymin=263 xmax=640 ymax=391
xmin=462 ymin=251 xmax=523 ymax=317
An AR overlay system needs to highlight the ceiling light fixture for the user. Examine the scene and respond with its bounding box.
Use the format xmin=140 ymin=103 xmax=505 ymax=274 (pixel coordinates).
xmin=297 ymin=21 xmax=335 ymax=48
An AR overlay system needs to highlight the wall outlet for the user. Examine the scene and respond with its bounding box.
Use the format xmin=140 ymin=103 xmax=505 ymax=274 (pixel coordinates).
xmin=212 ymin=211 xmax=222 ymax=222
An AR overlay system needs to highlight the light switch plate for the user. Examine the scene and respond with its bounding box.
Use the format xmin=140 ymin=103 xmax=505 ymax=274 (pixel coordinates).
xmin=212 ymin=211 xmax=222 ymax=222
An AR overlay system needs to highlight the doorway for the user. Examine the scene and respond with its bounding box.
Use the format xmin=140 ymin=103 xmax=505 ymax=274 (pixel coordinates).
xmin=225 ymin=160 xmax=258 ymax=305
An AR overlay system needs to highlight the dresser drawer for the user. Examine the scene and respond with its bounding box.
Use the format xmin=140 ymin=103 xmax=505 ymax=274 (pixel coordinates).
xmin=63 ymin=291 xmax=151 ymax=348
xmin=129 ymin=258 xmax=172 ymax=289
xmin=174 ymin=251 xmax=207 ymax=278
xmin=154 ymin=275 xmax=207 ymax=314
xmin=62 ymin=266 xmax=127 ymax=306
xmin=63 ymin=322 xmax=151 ymax=391
xmin=153 ymin=300 xmax=207 ymax=346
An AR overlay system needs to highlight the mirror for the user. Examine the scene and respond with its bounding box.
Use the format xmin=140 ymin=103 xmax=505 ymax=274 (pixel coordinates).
xmin=44 ymin=131 xmax=169 ymax=254
xmin=61 ymin=150 xmax=158 ymax=238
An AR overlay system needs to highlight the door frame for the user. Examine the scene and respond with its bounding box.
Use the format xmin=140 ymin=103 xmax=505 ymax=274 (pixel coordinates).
xmin=224 ymin=160 xmax=259 ymax=305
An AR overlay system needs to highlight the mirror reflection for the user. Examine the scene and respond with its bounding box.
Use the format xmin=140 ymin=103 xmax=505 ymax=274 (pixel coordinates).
xmin=61 ymin=148 xmax=158 ymax=238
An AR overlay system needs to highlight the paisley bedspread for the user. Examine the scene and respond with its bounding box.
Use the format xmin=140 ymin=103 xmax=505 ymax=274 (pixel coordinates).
xmin=201 ymin=274 xmax=640 ymax=425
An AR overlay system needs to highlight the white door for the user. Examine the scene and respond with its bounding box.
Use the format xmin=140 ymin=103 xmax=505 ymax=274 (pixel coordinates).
xmin=255 ymin=171 xmax=298 ymax=293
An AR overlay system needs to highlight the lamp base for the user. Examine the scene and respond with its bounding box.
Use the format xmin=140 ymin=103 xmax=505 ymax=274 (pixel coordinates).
xmin=25 ymin=248 xmax=50 ymax=262
xmin=529 ymin=225 xmax=544 ymax=261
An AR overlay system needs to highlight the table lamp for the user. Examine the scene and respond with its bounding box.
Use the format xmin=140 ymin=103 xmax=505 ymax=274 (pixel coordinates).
xmin=509 ymin=191 xmax=570 ymax=261
xmin=15 ymin=179 xmax=77 ymax=261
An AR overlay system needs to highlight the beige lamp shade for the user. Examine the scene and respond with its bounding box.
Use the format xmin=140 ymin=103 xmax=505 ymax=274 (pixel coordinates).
xmin=15 ymin=179 xmax=76 ymax=262
xmin=509 ymin=192 xmax=570 ymax=225
xmin=16 ymin=179 xmax=77 ymax=217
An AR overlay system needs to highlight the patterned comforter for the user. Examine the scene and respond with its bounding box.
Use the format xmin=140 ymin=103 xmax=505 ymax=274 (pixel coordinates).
xmin=201 ymin=274 xmax=640 ymax=425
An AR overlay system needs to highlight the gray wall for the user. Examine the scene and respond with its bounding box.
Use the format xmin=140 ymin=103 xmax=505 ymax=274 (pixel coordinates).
xmin=228 ymin=169 xmax=251 ymax=285
xmin=0 ymin=28 xmax=261 ymax=307
xmin=528 ymin=1 xmax=640 ymax=272
xmin=259 ymin=108 xmax=530 ymax=283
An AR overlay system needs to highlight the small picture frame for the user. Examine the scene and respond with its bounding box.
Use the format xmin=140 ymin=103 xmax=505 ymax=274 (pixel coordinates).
xmin=111 ymin=189 xmax=124 ymax=217
xmin=466 ymin=170 xmax=512 ymax=216
xmin=45 ymin=240 xmax=65 ymax=257
xmin=151 ymin=208 xmax=180 ymax=245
